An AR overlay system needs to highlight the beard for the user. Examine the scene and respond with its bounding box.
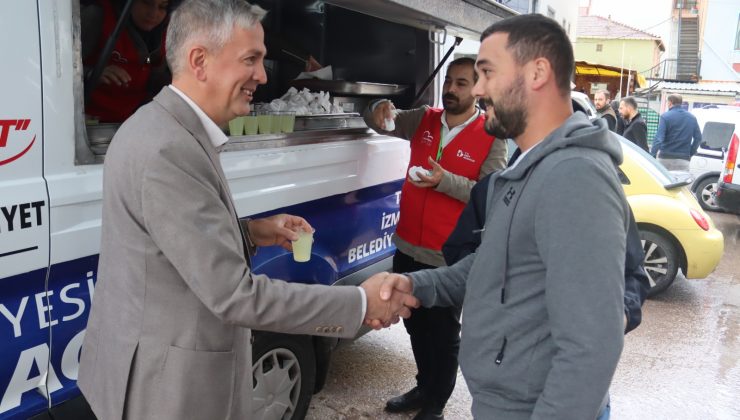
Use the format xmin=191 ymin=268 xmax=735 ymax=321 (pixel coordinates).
xmin=442 ymin=92 xmax=474 ymax=115
xmin=482 ymin=75 xmax=528 ymax=139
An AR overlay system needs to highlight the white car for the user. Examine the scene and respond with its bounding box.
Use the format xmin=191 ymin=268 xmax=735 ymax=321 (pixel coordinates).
xmin=571 ymin=91 xmax=599 ymax=120
xmin=689 ymin=106 xmax=740 ymax=211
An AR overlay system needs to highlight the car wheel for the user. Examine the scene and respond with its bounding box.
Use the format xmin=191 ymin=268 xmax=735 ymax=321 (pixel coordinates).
xmin=640 ymin=230 xmax=680 ymax=297
xmin=252 ymin=332 xmax=316 ymax=420
xmin=693 ymin=176 xmax=721 ymax=212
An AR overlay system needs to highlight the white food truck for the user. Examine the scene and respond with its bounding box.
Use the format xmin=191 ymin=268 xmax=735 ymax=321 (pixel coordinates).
xmin=0 ymin=0 xmax=514 ymax=418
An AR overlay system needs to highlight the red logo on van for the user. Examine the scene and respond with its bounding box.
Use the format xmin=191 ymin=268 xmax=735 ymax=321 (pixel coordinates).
xmin=0 ymin=119 xmax=35 ymax=166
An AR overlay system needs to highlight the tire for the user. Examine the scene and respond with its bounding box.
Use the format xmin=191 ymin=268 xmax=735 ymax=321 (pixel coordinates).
xmin=693 ymin=176 xmax=721 ymax=212
xmin=312 ymin=336 xmax=337 ymax=393
xmin=639 ymin=230 xmax=680 ymax=297
xmin=252 ymin=332 xmax=316 ymax=420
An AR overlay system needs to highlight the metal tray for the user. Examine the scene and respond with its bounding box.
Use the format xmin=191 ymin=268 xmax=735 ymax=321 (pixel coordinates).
xmin=295 ymin=113 xmax=366 ymax=131
xmin=289 ymin=80 xmax=409 ymax=96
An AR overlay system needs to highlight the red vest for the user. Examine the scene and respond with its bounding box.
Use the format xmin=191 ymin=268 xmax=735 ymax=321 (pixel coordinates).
xmin=84 ymin=0 xmax=166 ymax=122
xmin=395 ymin=108 xmax=495 ymax=251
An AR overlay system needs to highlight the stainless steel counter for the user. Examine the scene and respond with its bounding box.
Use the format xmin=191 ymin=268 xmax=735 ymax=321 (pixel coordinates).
xmin=222 ymin=127 xmax=377 ymax=152
xmin=84 ymin=113 xmax=371 ymax=157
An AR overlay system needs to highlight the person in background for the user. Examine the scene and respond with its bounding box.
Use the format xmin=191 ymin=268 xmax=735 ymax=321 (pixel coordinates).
xmin=610 ymin=99 xmax=624 ymax=134
xmin=651 ymin=94 xmax=702 ymax=171
xmin=363 ymin=57 xmax=507 ymax=420
xmin=619 ymin=96 xmax=649 ymax=152
xmin=81 ymin=0 xmax=172 ymax=122
xmin=77 ymin=2 xmax=417 ymax=419
xmin=594 ymin=90 xmax=617 ymax=132
xmin=374 ymin=13 xmax=628 ymax=419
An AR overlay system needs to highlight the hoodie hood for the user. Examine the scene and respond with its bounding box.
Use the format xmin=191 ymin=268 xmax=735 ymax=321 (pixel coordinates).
xmin=501 ymin=112 xmax=623 ymax=180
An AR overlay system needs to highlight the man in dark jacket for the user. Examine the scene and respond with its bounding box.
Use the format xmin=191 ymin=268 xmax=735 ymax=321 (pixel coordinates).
xmin=442 ymin=150 xmax=650 ymax=333
xmin=619 ymin=96 xmax=649 ymax=152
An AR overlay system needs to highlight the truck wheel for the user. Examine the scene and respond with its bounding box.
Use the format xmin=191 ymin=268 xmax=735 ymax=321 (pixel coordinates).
xmin=640 ymin=230 xmax=679 ymax=298
xmin=252 ymin=332 xmax=316 ymax=420
xmin=693 ymin=176 xmax=721 ymax=212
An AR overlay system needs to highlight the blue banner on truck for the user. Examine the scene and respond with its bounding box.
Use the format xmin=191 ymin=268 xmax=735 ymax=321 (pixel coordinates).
xmin=0 ymin=180 xmax=402 ymax=419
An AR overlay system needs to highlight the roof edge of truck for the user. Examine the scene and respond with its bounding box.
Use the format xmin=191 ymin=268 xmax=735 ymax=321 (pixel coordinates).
xmin=325 ymin=0 xmax=518 ymax=40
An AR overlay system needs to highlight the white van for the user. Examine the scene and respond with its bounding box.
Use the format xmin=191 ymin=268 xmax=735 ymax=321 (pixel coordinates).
xmin=717 ymin=129 xmax=740 ymax=214
xmin=0 ymin=1 xmax=513 ymax=419
xmin=689 ymin=106 xmax=740 ymax=211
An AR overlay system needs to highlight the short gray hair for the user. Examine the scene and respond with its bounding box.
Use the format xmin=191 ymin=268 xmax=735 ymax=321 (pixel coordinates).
xmin=166 ymin=0 xmax=267 ymax=76
xmin=667 ymin=94 xmax=683 ymax=106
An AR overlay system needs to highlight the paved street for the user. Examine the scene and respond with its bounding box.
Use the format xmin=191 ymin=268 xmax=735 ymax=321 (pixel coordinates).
xmin=306 ymin=211 xmax=740 ymax=420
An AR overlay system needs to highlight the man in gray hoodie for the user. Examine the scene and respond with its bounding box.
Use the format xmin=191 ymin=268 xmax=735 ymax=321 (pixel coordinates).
xmin=371 ymin=14 xmax=628 ymax=420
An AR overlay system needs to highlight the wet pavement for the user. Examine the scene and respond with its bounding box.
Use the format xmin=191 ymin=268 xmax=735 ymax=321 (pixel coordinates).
xmin=306 ymin=211 xmax=740 ymax=420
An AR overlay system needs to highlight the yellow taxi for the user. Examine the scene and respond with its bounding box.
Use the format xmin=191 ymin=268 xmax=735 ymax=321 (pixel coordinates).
xmin=618 ymin=138 xmax=724 ymax=296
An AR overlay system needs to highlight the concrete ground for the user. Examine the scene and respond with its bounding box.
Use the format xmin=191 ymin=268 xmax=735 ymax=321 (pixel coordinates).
xmin=306 ymin=211 xmax=740 ymax=420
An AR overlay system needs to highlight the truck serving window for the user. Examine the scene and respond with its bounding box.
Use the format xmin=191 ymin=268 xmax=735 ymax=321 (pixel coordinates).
xmin=75 ymin=0 xmax=172 ymax=164
xmin=73 ymin=0 xmax=428 ymax=165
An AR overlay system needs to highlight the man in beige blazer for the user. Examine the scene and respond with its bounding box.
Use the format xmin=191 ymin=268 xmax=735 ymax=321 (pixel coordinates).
xmin=77 ymin=1 xmax=417 ymax=419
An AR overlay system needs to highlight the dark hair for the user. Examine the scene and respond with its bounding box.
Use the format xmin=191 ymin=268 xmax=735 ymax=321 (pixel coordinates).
xmin=596 ymin=89 xmax=611 ymax=100
xmin=480 ymin=14 xmax=574 ymax=96
xmin=621 ymin=96 xmax=638 ymax=110
xmin=448 ymin=56 xmax=478 ymax=82
xmin=667 ymin=94 xmax=683 ymax=106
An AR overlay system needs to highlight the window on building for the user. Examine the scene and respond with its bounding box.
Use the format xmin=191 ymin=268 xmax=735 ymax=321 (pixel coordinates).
xmin=735 ymin=13 xmax=740 ymax=50
xmin=547 ymin=6 xmax=556 ymax=18
xmin=596 ymin=44 xmax=603 ymax=52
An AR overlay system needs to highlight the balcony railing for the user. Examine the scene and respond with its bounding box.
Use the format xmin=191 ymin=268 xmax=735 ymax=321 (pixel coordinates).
xmin=639 ymin=58 xmax=701 ymax=82
xmin=674 ymin=0 xmax=698 ymax=10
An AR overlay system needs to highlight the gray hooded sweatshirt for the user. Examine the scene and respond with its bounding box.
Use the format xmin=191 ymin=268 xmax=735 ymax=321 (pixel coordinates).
xmin=410 ymin=112 xmax=628 ymax=420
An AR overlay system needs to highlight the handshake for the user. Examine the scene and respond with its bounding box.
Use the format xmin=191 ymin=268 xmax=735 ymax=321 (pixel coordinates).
xmin=359 ymin=272 xmax=420 ymax=329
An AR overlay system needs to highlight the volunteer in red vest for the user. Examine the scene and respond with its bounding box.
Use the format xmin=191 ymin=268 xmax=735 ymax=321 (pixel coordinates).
xmin=82 ymin=0 xmax=171 ymax=123
xmin=363 ymin=57 xmax=507 ymax=420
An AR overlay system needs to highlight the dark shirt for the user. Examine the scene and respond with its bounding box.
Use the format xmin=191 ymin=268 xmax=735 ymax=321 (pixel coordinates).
xmin=651 ymin=105 xmax=702 ymax=159
xmin=598 ymin=106 xmax=617 ymax=132
xmin=602 ymin=113 xmax=617 ymax=131
xmin=622 ymin=112 xmax=649 ymax=152
xmin=442 ymin=151 xmax=650 ymax=333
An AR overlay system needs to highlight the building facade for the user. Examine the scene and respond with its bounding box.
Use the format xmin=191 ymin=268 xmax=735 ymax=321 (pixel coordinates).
xmin=574 ymin=14 xmax=665 ymax=78
xmin=699 ymin=0 xmax=740 ymax=81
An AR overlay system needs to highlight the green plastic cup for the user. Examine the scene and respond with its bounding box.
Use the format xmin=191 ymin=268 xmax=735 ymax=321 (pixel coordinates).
xmin=270 ymin=111 xmax=282 ymax=134
xmin=228 ymin=117 xmax=244 ymax=136
xmin=292 ymin=228 xmax=314 ymax=262
xmin=244 ymin=112 xmax=258 ymax=135
xmin=281 ymin=111 xmax=296 ymax=133
xmin=257 ymin=112 xmax=272 ymax=134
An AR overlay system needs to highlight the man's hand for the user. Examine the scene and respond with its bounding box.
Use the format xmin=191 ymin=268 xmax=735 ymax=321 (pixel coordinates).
xmin=372 ymin=101 xmax=396 ymax=130
xmin=410 ymin=156 xmax=445 ymax=188
xmin=100 ymin=65 xmax=132 ymax=87
xmin=305 ymin=55 xmax=323 ymax=72
xmin=360 ymin=272 xmax=419 ymax=329
xmin=247 ymin=214 xmax=313 ymax=251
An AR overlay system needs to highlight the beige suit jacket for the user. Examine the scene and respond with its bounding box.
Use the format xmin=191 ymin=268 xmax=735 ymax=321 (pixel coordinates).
xmin=78 ymin=87 xmax=364 ymax=420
